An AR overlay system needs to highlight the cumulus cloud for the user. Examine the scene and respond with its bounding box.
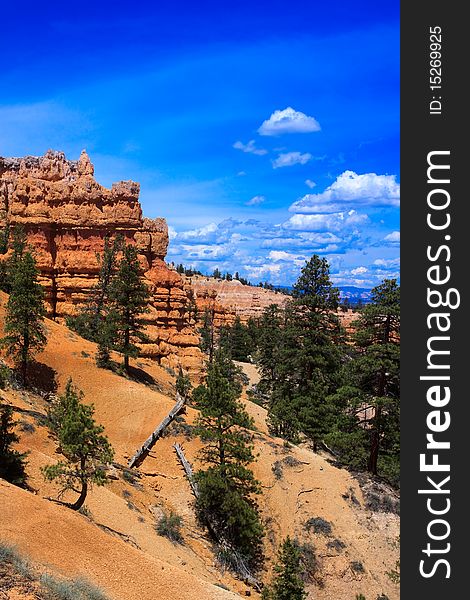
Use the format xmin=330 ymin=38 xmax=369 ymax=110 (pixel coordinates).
xmin=305 ymin=179 xmax=316 ymax=188
xmin=290 ymin=170 xmax=400 ymax=212
xmin=351 ymin=266 xmax=368 ymax=275
xmin=373 ymin=257 xmax=400 ymax=267
xmin=233 ymin=139 xmax=268 ymax=155
xmin=258 ymin=107 xmax=321 ymax=136
xmin=283 ymin=210 xmax=369 ymax=232
xmin=245 ymin=195 xmax=266 ymax=206
xmin=272 ymin=151 xmax=312 ymax=169
xmin=383 ymin=231 xmax=400 ymax=243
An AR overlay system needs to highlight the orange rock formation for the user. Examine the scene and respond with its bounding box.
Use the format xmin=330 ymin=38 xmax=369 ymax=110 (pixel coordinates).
xmin=0 ymin=150 xmax=201 ymax=372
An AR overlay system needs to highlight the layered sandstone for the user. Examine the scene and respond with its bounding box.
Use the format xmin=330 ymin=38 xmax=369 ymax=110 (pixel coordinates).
xmin=188 ymin=276 xmax=289 ymax=326
xmin=0 ymin=150 xmax=201 ymax=372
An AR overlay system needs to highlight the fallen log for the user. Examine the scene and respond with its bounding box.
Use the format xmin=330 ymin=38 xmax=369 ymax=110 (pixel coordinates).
xmin=128 ymin=394 xmax=185 ymax=468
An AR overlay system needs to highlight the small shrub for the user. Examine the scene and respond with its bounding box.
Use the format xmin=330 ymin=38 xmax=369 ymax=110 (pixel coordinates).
xmin=0 ymin=543 xmax=33 ymax=579
xmin=327 ymin=538 xmax=346 ymax=552
xmin=282 ymin=455 xmax=303 ymax=468
xmin=0 ymin=363 xmax=12 ymax=389
xmin=296 ymin=541 xmax=321 ymax=585
xmin=356 ymin=595 xmax=366 ymax=600
xmin=19 ymin=419 xmax=36 ymax=433
xmin=272 ymin=461 xmax=283 ymax=480
xmin=40 ymin=573 xmax=109 ymax=599
xmin=350 ymin=561 xmax=365 ymax=573
xmin=377 ymin=595 xmax=389 ymax=600
xmin=156 ymin=509 xmax=184 ymax=544
xmin=78 ymin=506 xmax=92 ymax=518
xmin=304 ymin=517 xmax=332 ymax=536
xmin=365 ymin=492 xmax=400 ymax=515
xmin=122 ymin=489 xmax=132 ymax=500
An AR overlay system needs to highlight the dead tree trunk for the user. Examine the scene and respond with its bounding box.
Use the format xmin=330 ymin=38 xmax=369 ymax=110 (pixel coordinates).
xmin=128 ymin=394 xmax=185 ymax=468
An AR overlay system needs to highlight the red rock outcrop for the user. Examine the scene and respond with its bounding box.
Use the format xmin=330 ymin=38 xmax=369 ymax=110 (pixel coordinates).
xmin=0 ymin=150 xmax=201 ymax=373
xmin=188 ymin=276 xmax=289 ymax=326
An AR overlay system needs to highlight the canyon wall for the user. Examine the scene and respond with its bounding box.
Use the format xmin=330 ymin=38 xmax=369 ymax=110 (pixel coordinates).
xmin=0 ymin=150 xmax=201 ymax=373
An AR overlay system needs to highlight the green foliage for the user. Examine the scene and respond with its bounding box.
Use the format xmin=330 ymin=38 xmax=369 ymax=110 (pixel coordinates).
xmin=256 ymin=256 xmax=343 ymax=447
xmin=40 ymin=573 xmax=110 ymax=600
xmin=194 ymin=350 xmax=263 ymax=569
xmin=107 ymin=244 xmax=150 ymax=372
xmin=304 ymin=517 xmax=332 ymax=536
xmin=0 ymin=362 xmax=12 ymax=389
xmin=67 ymin=236 xmax=122 ymax=342
xmin=42 ymin=379 xmax=114 ymax=510
xmin=326 ymin=279 xmax=400 ymax=480
xmin=175 ymin=367 xmax=192 ymax=399
xmin=0 ymin=402 xmax=28 ymax=486
xmin=219 ymin=316 xmax=255 ymax=362
xmin=0 ymin=248 xmax=46 ymax=385
xmin=262 ymin=537 xmax=307 ymax=600
xmin=199 ymin=308 xmax=215 ymax=360
xmin=156 ymin=509 xmax=184 ymax=544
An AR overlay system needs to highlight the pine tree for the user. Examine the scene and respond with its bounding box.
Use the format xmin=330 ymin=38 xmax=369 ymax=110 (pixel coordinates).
xmin=325 ymin=279 xmax=400 ymax=482
xmin=0 ymin=225 xmax=10 ymax=293
xmin=193 ymin=350 xmax=263 ymax=568
xmin=200 ymin=308 xmax=215 ymax=362
xmin=176 ymin=366 xmax=192 ymax=399
xmin=108 ymin=244 xmax=149 ymax=372
xmin=352 ymin=279 xmax=400 ymax=477
xmin=0 ymin=402 xmax=28 ymax=486
xmin=262 ymin=537 xmax=307 ymax=600
xmin=67 ymin=235 xmax=122 ymax=342
xmin=1 ymin=250 xmax=47 ymax=385
xmin=42 ymin=379 xmax=114 ymax=510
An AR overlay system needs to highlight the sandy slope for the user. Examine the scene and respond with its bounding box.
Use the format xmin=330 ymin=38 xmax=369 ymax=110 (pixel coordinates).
xmin=1 ymin=292 xmax=399 ymax=599
xmin=0 ymin=480 xmax=238 ymax=600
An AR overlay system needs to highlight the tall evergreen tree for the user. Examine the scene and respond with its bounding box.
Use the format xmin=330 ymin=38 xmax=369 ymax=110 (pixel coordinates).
xmin=1 ymin=250 xmax=47 ymax=385
xmin=0 ymin=402 xmax=28 ymax=486
xmin=193 ymin=350 xmax=263 ymax=568
xmin=42 ymin=379 xmax=114 ymax=510
xmin=326 ymin=279 xmax=400 ymax=481
xmin=262 ymin=537 xmax=307 ymax=600
xmin=352 ymin=279 xmax=400 ymax=476
xmin=67 ymin=235 xmax=122 ymax=342
xmin=108 ymin=244 xmax=150 ymax=372
xmin=256 ymin=256 xmax=343 ymax=447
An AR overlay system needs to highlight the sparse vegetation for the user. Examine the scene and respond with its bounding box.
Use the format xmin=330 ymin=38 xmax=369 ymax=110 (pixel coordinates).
xmin=326 ymin=538 xmax=346 ymax=552
xmin=350 ymin=561 xmax=365 ymax=573
xmin=261 ymin=536 xmax=307 ymax=600
xmin=156 ymin=509 xmax=184 ymax=544
xmin=0 ymin=231 xmax=47 ymax=386
xmin=272 ymin=460 xmax=283 ymax=480
xmin=0 ymin=402 xmax=28 ymax=486
xmin=0 ymin=543 xmax=109 ymax=600
xmin=42 ymin=379 xmax=114 ymax=510
xmin=304 ymin=517 xmax=332 ymax=536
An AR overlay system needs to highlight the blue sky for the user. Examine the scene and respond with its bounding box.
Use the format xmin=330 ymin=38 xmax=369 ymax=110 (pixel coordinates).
xmin=0 ymin=1 xmax=399 ymax=287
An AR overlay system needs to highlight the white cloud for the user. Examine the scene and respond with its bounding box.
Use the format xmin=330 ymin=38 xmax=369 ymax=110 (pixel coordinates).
xmin=383 ymin=231 xmax=400 ymax=243
xmin=290 ymin=170 xmax=400 ymax=212
xmin=373 ymin=258 xmax=400 ymax=267
xmin=168 ymin=225 xmax=178 ymax=239
xmin=177 ymin=222 xmax=218 ymax=242
xmin=305 ymin=179 xmax=316 ymax=188
xmin=245 ymin=195 xmax=266 ymax=206
xmin=237 ymin=171 xmax=247 ymax=176
xmin=351 ymin=266 xmax=368 ymax=275
xmin=233 ymin=139 xmax=268 ymax=155
xmin=283 ymin=210 xmax=369 ymax=232
xmin=268 ymin=250 xmax=306 ymax=266
xmin=258 ymin=107 xmax=321 ymax=136
xmin=244 ymin=264 xmax=282 ymax=278
xmin=272 ymin=152 xmax=312 ymax=169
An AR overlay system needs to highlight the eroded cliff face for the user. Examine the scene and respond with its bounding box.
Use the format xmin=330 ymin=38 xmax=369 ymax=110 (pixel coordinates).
xmin=0 ymin=150 xmax=201 ymax=373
